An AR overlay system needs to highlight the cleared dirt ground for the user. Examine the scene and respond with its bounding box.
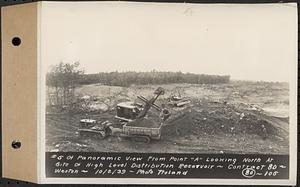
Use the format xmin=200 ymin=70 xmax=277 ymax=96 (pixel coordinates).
xmin=46 ymin=81 xmax=289 ymax=154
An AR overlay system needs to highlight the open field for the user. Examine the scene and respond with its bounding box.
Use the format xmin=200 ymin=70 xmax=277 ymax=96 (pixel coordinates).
xmin=46 ymin=81 xmax=289 ymax=154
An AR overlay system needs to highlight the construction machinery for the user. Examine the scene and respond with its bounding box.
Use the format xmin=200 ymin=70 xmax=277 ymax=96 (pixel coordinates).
xmin=167 ymin=92 xmax=191 ymax=107
xmin=78 ymin=87 xmax=171 ymax=143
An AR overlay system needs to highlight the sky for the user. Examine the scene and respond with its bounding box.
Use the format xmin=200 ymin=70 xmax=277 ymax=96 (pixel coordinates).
xmin=40 ymin=2 xmax=297 ymax=82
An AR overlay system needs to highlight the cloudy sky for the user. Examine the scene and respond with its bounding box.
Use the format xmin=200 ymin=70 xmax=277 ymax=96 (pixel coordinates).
xmin=40 ymin=2 xmax=297 ymax=82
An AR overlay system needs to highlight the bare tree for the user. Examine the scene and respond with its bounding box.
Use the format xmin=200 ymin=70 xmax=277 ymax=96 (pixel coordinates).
xmin=46 ymin=61 xmax=84 ymax=106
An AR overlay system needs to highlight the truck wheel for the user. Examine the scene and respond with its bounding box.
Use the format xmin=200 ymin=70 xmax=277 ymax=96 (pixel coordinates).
xmin=131 ymin=136 xmax=150 ymax=144
xmin=93 ymin=133 xmax=105 ymax=140
xmin=79 ymin=131 xmax=88 ymax=137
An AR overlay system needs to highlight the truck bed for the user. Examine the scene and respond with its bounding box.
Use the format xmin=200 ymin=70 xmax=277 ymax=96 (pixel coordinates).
xmin=123 ymin=118 xmax=162 ymax=139
xmin=126 ymin=118 xmax=161 ymax=128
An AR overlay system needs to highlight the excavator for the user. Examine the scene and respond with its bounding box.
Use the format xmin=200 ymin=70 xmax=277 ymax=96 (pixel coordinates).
xmin=167 ymin=91 xmax=191 ymax=107
xmin=78 ymin=87 xmax=171 ymax=143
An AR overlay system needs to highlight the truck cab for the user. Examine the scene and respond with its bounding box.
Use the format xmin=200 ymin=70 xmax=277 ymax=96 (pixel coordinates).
xmin=115 ymin=102 xmax=141 ymax=122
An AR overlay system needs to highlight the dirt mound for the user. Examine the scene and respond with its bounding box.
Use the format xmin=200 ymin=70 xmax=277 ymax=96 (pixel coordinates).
xmin=162 ymin=102 xmax=280 ymax=139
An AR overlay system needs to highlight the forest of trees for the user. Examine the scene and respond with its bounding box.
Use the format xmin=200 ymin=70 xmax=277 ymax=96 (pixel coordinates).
xmin=46 ymin=62 xmax=84 ymax=106
xmin=77 ymin=71 xmax=230 ymax=86
xmin=46 ymin=62 xmax=230 ymax=106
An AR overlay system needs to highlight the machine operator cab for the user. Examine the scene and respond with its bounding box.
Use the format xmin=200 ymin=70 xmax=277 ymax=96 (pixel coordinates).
xmin=115 ymin=101 xmax=142 ymax=122
xmin=79 ymin=119 xmax=97 ymax=128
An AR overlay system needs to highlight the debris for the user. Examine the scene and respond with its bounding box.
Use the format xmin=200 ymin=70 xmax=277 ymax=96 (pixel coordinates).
xmin=81 ymin=95 xmax=91 ymax=100
xmin=163 ymin=100 xmax=279 ymax=139
xmin=240 ymin=113 xmax=245 ymax=119
xmin=50 ymin=149 xmax=59 ymax=152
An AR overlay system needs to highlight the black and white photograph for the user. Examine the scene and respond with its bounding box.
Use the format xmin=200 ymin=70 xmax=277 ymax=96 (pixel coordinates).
xmin=38 ymin=1 xmax=297 ymax=184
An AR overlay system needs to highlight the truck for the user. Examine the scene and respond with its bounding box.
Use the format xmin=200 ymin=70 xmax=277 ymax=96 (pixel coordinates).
xmin=77 ymin=87 xmax=170 ymax=143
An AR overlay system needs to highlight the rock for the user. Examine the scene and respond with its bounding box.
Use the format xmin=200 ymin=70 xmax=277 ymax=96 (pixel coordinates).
xmin=50 ymin=149 xmax=59 ymax=152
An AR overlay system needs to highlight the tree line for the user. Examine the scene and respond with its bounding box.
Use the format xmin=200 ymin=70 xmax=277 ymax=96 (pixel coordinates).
xmin=78 ymin=71 xmax=230 ymax=86
xmin=46 ymin=62 xmax=230 ymax=106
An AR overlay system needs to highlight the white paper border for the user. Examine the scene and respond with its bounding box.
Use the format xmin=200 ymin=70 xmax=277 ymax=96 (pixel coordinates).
xmin=37 ymin=1 xmax=298 ymax=185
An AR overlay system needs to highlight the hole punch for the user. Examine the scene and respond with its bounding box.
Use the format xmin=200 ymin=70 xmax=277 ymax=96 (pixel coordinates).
xmin=11 ymin=140 xmax=21 ymax=149
xmin=12 ymin=37 xmax=21 ymax=46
